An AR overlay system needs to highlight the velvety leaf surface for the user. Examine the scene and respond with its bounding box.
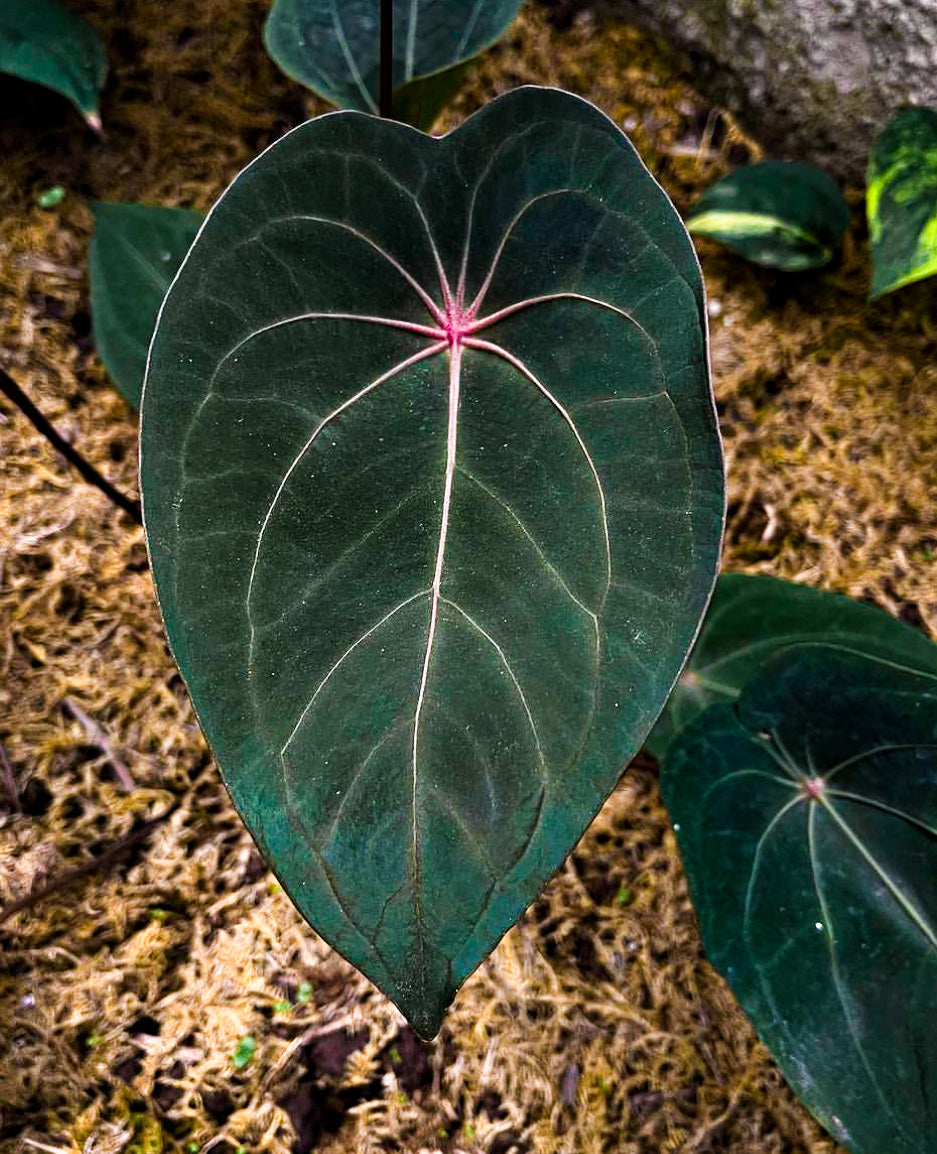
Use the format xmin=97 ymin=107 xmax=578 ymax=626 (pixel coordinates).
xmin=647 ymin=573 xmax=937 ymax=759
xmin=663 ymin=649 xmax=937 ymax=1154
xmin=263 ymin=0 xmax=521 ymax=129
xmin=141 ymin=87 xmax=724 ymax=1036
xmin=868 ymin=106 xmax=937 ymax=300
xmin=0 ymin=0 xmax=106 ymax=125
xmin=687 ymin=161 xmax=849 ymax=271
xmin=89 ymin=203 xmax=203 ymax=409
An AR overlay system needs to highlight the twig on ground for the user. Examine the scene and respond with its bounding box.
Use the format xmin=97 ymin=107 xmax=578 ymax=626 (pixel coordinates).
xmin=62 ymin=697 xmax=135 ymax=791
xmin=0 ymin=739 xmax=22 ymax=813
xmin=23 ymin=1139 xmax=76 ymax=1154
xmin=0 ymin=366 xmax=143 ymax=525
xmin=0 ymin=812 xmax=171 ymax=929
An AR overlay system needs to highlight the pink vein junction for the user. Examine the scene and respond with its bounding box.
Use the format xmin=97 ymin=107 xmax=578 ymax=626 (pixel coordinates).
xmin=243 ymin=212 xmax=631 ymax=964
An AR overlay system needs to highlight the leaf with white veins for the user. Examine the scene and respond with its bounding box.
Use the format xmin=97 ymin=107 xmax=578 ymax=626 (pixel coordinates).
xmin=663 ymin=647 xmax=937 ymax=1154
xmin=141 ymin=87 xmax=724 ymax=1036
xmin=263 ymin=0 xmax=521 ymax=129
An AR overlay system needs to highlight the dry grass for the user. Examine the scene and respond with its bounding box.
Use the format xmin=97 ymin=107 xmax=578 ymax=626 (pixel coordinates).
xmin=1 ymin=2 xmax=935 ymax=1153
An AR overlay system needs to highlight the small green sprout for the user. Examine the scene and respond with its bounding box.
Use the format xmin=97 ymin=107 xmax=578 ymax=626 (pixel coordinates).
xmin=148 ymin=907 xmax=170 ymax=923
xmin=295 ymin=981 xmax=313 ymax=1004
xmin=85 ymin=1033 xmax=103 ymax=1048
xmin=615 ymin=883 xmax=633 ymax=907
xmin=274 ymin=1000 xmax=291 ymax=1013
xmin=37 ymin=186 xmax=66 ymax=208
xmin=232 ymin=1035 xmax=257 ymax=1069
xmin=388 ymin=1046 xmax=402 ymax=1065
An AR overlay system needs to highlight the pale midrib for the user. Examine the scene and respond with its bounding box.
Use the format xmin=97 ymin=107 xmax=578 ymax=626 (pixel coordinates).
xmin=116 ymin=232 xmax=171 ymax=295
xmin=410 ymin=338 xmax=462 ymax=973
xmin=213 ymin=169 xmax=672 ymax=985
xmin=807 ymin=805 xmax=910 ymax=1141
xmin=454 ymin=0 xmax=486 ymax=59
xmin=247 ymin=340 xmax=447 ymax=679
xmin=405 ymin=0 xmax=420 ymax=82
xmin=330 ymin=0 xmax=378 ymax=113
xmin=280 ymin=589 xmax=431 ymax=758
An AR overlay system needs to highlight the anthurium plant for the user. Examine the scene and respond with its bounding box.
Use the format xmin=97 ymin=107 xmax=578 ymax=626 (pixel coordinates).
xmin=0 ymin=0 xmax=106 ymax=129
xmin=661 ymin=574 xmax=937 ymax=1154
xmin=90 ymin=203 xmax=204 ymax=409
xmin=140 ymin=80 xmax=724 ymax=1037
xmin=264 ymin=0 xmax=523 ymax=130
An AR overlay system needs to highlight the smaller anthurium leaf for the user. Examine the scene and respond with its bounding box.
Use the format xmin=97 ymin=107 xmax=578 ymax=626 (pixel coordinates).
xmin=646 ymin=573 xmax=937 ymax=760
xmin=868 ymin=106 xmax=937 ymax=300
xmin=687 ymin=161 xmax=849 ymax=271
xmin=0 ymin=0 xmax=106 ymax=127
xmin=662 ymin=648 xmax=937 ymax=1154
xmin=89 ymin=203 xmax=203 ymax=409
xmin=263 ymin=0 xmax=521 ymax=130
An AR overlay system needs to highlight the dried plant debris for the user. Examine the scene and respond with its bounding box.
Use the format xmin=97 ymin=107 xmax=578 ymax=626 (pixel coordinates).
xmin=1 ymin=1 xmax=935 ymax=1152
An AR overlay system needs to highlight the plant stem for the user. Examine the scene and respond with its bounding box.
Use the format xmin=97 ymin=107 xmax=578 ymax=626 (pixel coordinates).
xmin=379 ymin=0 xmax=394 ymax=118
xmin=0 ymin=812 xmax=171 ymax=928
xmin=63 ymin=697 xmax=135 ymax=792
xmin=0 ymin=366 xmax=142 ymax=526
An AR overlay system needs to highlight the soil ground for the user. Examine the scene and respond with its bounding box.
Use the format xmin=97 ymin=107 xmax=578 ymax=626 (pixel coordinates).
xmin=1 ymin=2 xmax=936 ymax=1153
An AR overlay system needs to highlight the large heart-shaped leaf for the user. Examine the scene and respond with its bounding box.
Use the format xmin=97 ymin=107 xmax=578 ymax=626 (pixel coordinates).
xmin=868 ymin=106 xmax=937 ymax=300
xmin=647 ymin=573 xmax=937 ymax=759
xmin=0 ymin=0 xmax=106 ymax=128
xmin=89 ymin=203 xmax=203 ymax=409
xmin=141 ymin=87 xmax=724 ymax=1036
xmin=662 ymin=648 xmax=937 ymax=1154
xmin=687 ymin=161 xmax=849 ymax=271
xmin=263 ymin=0 xmax=522 ymax=130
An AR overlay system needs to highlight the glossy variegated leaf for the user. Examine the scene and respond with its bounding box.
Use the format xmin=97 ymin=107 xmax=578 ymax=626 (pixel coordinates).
xmin=687 ymin=161 xmax=849 ymax=271
xmin=89 ymin=203 xmax=203 ymax=409
xmin=868 ymin=106 xmax=937 ymax=300
xmin=140 ymin=87 xmax=724 ymax=1036
xmin=663 ymin=648 xmax=937 ymax=1154
xmin=0 ymin=0 xmax=106 ymax=127
xmin=263 ymin=0 xmax=521 ymax=130
xmin=647 ymin=574 xmax=937 ymax=759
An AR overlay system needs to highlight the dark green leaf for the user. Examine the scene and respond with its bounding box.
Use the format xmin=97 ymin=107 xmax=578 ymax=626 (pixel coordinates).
xmin=263 ymin=0 xmax=521 ymax=130
xmin=663 ymin=648 xmax=937 ymax=1154
xmin=140 ymin=87 xmax=724 ymax=1036
xmin=687 ymin=161 xmax=849 ymax=271
xmin=647 ymin=574 xmax=937 ymax=759
xmin=89 ymin=203 xmax=203 ymax=409
xmin=868 ymin=106 xmax=937 ymax=300
xmin=0 ymin=0 xmax=106 ymax=126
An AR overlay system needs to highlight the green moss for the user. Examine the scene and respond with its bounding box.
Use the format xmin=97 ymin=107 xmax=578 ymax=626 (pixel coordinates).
xmin=127 ymin=1114 xmax=164 ymax=1154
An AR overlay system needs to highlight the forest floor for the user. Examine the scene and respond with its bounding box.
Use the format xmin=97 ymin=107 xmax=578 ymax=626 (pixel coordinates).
xmin=1 ymin=2 xmax=936 ymax=1153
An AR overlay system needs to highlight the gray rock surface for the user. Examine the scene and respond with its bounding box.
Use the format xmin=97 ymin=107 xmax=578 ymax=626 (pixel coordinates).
xmin=593 ymin=0 xmax=937 ymax=183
